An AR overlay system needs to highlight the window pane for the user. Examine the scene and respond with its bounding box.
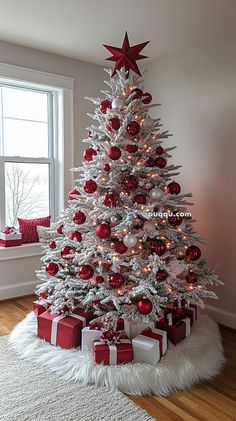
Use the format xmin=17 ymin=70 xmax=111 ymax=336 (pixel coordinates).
xmin=2 ymin=87 xmax=48 ymax=122
xmin=5 ymin=162 xmax=50 ymax=226
xmin=3 ymin=119 xmax=48 ymax=157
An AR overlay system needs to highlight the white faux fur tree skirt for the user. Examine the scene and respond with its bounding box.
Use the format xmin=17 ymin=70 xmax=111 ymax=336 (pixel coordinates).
xmin=9 ymin=312 xmax=224 ymax=396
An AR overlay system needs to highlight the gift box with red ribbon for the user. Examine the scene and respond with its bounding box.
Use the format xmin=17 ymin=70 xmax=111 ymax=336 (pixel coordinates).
xmin=124 ymin=318 xmax=155 ymax=340
xmin=169 ymin=301 xmax=198 ymax=325
xmin=0 ymin=227 xmax=22 ymax=247
xmin=132 ymin=327 xmax=168 ymax=365
xmin=81 ymin=326 xmax=103 ymax=352
xmin=156 ymin=314 xmax=191 ymax=345
xmin=93 ymin=332 xmax=133 ymax=365
xmin=116 ymin=318 xmax=124 ymax=332
xmin=37 ymin=307 xmax=94 ymax=349
xmin=33 ymin=299 xmax=48 ymax=317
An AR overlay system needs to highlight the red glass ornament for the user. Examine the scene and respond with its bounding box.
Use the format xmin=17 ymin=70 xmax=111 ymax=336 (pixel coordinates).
xmin=100 ymin=99 xmax=112 ymax=114
xmin=186 ymin=271 xmax=198 ymax=284
xmin=126 ymin=121 xmax=140 ymax=136
xmin=133 ymin=194 xmax=147 ymax=205
xmin=83 ymin=148 xmax=97 ymax=162
xmin=156 ymin=269 xmax=168 ymax=281
xmin=137 ymin=298 xmax=153 ymax=314
xmin=49 ymin=241 xmax=56 ymax=249
xmin=61 ymin=246 xmax=74 ymax=260
xmin=106 ymin=117 xmax=120 ymax=131
xmin=131 ymin=88 xmax=143 ymax=99
xmin=73 ymin=211 xmax=86 ymax=225
xmin=156 ymin=146 xmax=164 ymax=155
xmin=155 ymin=157 xmax=167 ymax=168
xmin=146 ymin=156 xmax=155 ymax=167
xmin=83 ymin=179 xmax=97 ymax=194
xmin=67 ymin=188 xmax=80 ymax=200
xmin=168 ymin=214 xmax=183 ymax=227
xmin=57 ymin=224 xmax=63 ymax=234
xmin=125 ymin=144 xmax=138 ymax=153
xmin=186 ymin=246 xmax=201 ymax=261
xmin=114 ymin=241 xmax=128 ymax=254
xmin=102 ymin=262 xmax=112 ymax=270
xmin=103 ymin=193 xmax=119 ymax=207
xmin=92 ymin=300 xmax=100 ymax=306
xmin=96 ymin=223 xmax=111 ymax=239
xmin=46 ymin=262 xmax=59 ymax=276
xmin=107 ymin=146 xmax=121 ymax=160
xmin=142 ymin=92 xmax=152 ymax=104
xmin=149 ymin=239 xmax=166 ymax=256
xmin=103 ymin=163 xmax=111 ymax=172
xmin=79 ymin=264 xmax=94 ymax=280
xmin=96 ymin=275 xmax=104 ymax=284
xmin=168 ymin=182 xmax=181 ymax=195
xmin=39 ymin=290 xmax=48 ymax=298
xmin=109 ymin=273 xmax=125 ymax=288
xmin=69 ymin=231 xmax=82 ymax=242
xmin=123 ymin=175 xmax=139 ymax=191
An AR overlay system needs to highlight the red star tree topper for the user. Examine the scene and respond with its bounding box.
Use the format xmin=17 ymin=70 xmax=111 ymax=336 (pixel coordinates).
xmin=103 ymin=32 xmax=149 ymax=77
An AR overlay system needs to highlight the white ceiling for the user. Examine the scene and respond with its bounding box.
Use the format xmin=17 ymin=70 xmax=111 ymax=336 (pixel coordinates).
xmin=0 ymin=0 xmax=235 ymax=65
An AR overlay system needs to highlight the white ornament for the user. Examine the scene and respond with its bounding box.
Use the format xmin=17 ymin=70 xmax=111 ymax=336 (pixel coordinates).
xmin=149 ymin=188 xmax=163 ymax=201
xmin=123 ymin=234 xmax=137 ymax=248
xmin=169 ymin=260 xmax=186 ymax=276
xmin=143 ymin=117 xmax=154 ymax=129
xmin=143 ymin=221 xmax=156 ymax=234
xmin=112 ymin=98 xmax=124 ymax=111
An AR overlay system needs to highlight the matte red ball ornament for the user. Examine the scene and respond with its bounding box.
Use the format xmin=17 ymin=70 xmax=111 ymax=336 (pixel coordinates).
xmin=137 ymin=298 xmax=153 ymax=314
xmin=103 ymin=163 xmax=111 ymax=172
xmin=69 ymin=231 xmax=82 ymax=242
xmin=186 ymin=271 xmax=198 ymax=284
xmin=133 ymin=194 xmax=147 ymax=205
xmin=46 ymin=262 xmax=59 ymax=276
xmin=156 ymin=146 xmax=164 ymax=155
xmin=83 ymin=179 xmax=97 ymax=194
xmin=83 ymin=148 xmax=97 ymax=162
xmin=168 ymin=182 xmax=181 ymax=195
xmin=61 ymin=246 xmax=74 ymax=260
xmin=126 ymin=121 xmax=140 ymax=136
xmin=186 ymin=245 xmax=201 ymax=261
xmin=79 ymin=264 xmax=94 ymax=280
xmin=146 ymin=156 xmax=155 ymax=167
xmin=67 ymin=188 xmax=80 ymax=200
xmin=57 ymin=224 xmax=63 ymax=234
xmin=114 ymin=241 xmax=128 ymax=254
xmin=125 ymin=144 xmax=138 ymax=153
xmin=123 ymin=175 xmax=139 ymax=191
xmin=106 ymin=117 xmax=120 ymax=131
xmin=107 ymin=146 xmax=121 ymax=160
xmin=49 ymin=241 xmax=57 ymax=249
xmin=100 ymin=99 xmax=112 ymax=114
xmin=142 ymin=92 xmax=152 ymax=104
xmin=168 ymin=214 xmax=183 ymax=227
xmin=155 ymin=157 xmax=167 ymax=168
xmin=73 ymin=211 xmax=86 ymax=225
xmin=96 ymin=275 xmax=104 ymax=284
xmin=149 ymin=239 xmax=166 ymax=256
xmin=156 ymin=269 xmax=168 ymax=281
xmin=103 ymin=193 xmax=119 ymax=207
xmin=131 ymin=88 xmax=143 ymax=99
xmin=109 ymin=273 xmax=125 ymax=288
xmin=96 ymin=223 xmax=111 ymax=239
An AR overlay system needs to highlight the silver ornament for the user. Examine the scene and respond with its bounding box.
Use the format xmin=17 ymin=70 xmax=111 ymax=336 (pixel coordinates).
xmin=169 ymin=260 xmax=186 ymax=275
xmin=149 ymin=187 xmax=163 ymax=201
xmin=123 ymin=233 xmax=137 ymax=248
xmin=145 ymin=182 xmax=153 ymax=190
xmin=143 ymin=117 xmax=154 ymax=129
xmin=143 ymin=221 xmax=156 ymax=234
xmin=112 ymin=98 xmax=124 ymax=111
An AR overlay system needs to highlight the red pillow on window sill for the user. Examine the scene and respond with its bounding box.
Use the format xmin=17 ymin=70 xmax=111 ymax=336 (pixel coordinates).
xmin=18 ymin=216 xmax=51 ymax=243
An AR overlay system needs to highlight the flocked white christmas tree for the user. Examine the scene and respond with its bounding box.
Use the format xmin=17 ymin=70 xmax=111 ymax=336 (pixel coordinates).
xmin=36 ymin=33 xmax=222 ymax=330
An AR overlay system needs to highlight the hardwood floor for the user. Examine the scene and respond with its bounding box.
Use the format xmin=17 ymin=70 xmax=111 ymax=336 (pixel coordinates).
xmin=0 ymin=295 xmax=235 ymax=421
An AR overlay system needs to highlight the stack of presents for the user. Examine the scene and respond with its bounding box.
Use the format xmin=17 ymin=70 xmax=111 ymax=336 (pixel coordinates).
xmin=34 ymin=299 xmax=197 ymax=366
xmin=0 ymin=226 xmax=22 ymax=247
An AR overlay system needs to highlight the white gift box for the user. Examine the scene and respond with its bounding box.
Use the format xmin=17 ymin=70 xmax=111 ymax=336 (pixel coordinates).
xmin=182 ymin=318 xmax=191 ymax=337
xmin=132 ymin=328 xmax=168 ymax=365
xmin=0 ymin=232 xmax=22 ymax=240
xmin=81 ymin=326 xmax=102 ymax=352
xmin=124 ymin=319 xmax=155 ymax=340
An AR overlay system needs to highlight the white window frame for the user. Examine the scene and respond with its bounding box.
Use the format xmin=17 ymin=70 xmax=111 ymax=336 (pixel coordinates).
xmin=0 ymin=63 xmax=74 ymax=259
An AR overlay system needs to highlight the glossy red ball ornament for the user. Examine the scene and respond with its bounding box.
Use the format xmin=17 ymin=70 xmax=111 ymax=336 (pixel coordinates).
xmin=96 ymin=223 xmax=111 ymax=239
xmin=126 ymin=121 xmax=140 ymax=136
xmin=61 ymin=246 xmax=74 ymax=260
xmin=46 ymin=262 xmax=59 ymax=276
xmin=67 ymin=188 xmax=80 ymax=200
xmin=142 ymin=92 xmax=152 ymax=104
xmin=137 ymin=298 xmax=153 ymax=314
xmin=102 ymin=262 xmax=112 ymax=270
xmin=109 ymin=273 xmax=125 ymax=288
xmin=49 ymin=241 xmax=56 ymax=249
xmin=83 ymin=179 xmax=97 ymax=194
xmin=186 ymin=245 xmax=201 ymax=261
xmin=155 ymin=157 xmax=167 ymax=168
xmin=131 ymin=88 xmax=143 ymax=99
xmin=79 ymin=264 xmax=94 ymax=280
xmin=96 ymin=275 xmax=104 ymax=284
xmin=186 ymin=271 xmax=198 ymax=284
xmin=156 ymin=146 xmax=164 ymax=155
xmin=83 ymin=148 xmax=97 ymax=162
xmin=149 ymin=239 xmax=166 ymax=256
xmin=69 ymin=231 xmax=82 ymax=242
xmin=133 ymin=194 xmax=147 ymax=205
xmin=100 ymin=99 xmax=112 ymax=114
xmin=168 ymin=182 xmax=181 ymax=195
xmin=106 ymin=117 xmax=120 ymax=131
xmin=57 ymin=224 xmax=63 ymax=234
xmin=123 ymin=175 xmax=139 ymax=191
xmin=146 ymin=156 xmax=155 ymax=167
xmin=103 ymin=163 xmax=111 ymax=172
xmin=168 ymin=214 xmax=183 ymax=227
xmin=39 ymin=290 xmax=48 ymax=298
xmin=103 ymin=193 xmax=119 ymax=207
xmin=156 ymin=269 xmax=168 ymax=281
xmin=73 ymin=211 xmax=86 ymax=225
xmin=107 ymin=146 xmax=121 ymax=160
xmin=114 ymin=241 xmax=128 ymax=254
xmin=125 ymin=144 xmax=138 ymax=153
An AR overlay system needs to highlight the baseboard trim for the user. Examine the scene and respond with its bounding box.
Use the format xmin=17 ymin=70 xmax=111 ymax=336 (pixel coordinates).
xmin=0 ymin=280 xmax=37 ymax=301
xmin=204 ymin=305 xmax=236 ymax=330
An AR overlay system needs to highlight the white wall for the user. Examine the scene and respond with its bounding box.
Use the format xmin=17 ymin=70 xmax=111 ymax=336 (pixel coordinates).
xmin=0 ymin=40 xmax=105 ymax=300
xmin=146 ymin=35 xmax=236 ymax=328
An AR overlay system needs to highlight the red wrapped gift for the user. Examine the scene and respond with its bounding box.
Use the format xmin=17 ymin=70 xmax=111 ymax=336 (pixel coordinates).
xmin=37 ymin=307 xmax=94 ymax=349
xmin=171 ymin=301 xmax=198 ymax=325
xmin=116 ymin=318 xmax=124 ymax=331
xmin=156 ymin=315 xmax=191 ymax=345
xmin=0 ymin=229 xmax=22 ymax=247
xmin=33 ymin=299 xmax=48 ymax=317
xmin=93 ymin=333 xmax=133 ymax=365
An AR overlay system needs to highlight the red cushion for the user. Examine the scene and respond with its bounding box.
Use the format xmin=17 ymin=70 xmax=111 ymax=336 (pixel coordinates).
xmin=18 ymin=216 xmax=51 ymax=243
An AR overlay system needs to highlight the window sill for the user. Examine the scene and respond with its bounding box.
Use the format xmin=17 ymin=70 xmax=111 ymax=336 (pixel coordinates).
xmin=0 ymin=242 xmax=43 ymax=261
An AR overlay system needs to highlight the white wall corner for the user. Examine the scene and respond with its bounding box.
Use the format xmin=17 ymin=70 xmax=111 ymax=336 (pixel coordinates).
xmin=204 ymin=305 xmax=236 ymax=330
